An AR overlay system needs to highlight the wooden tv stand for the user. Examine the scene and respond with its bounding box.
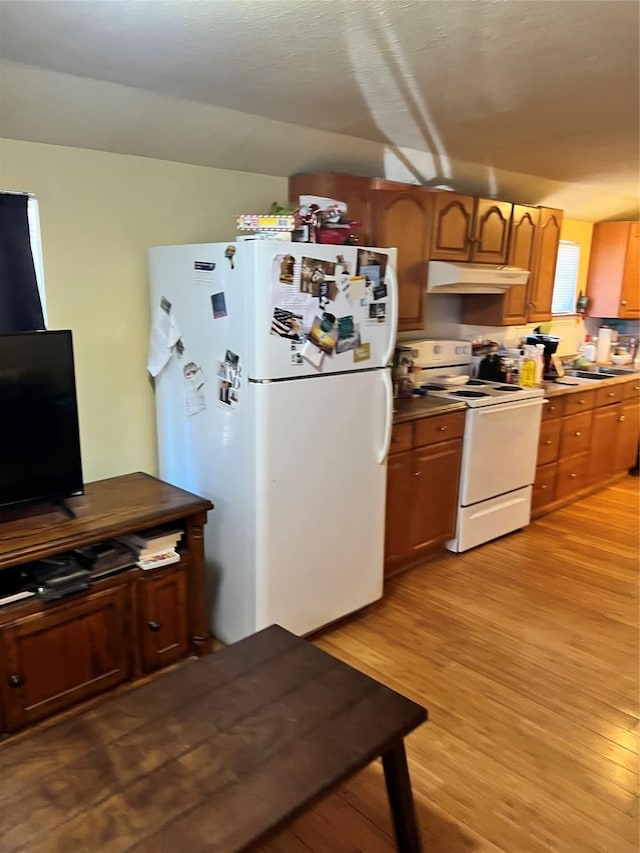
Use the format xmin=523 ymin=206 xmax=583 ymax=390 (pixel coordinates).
xmin=0 ymin=472 xmax=213 ymax=735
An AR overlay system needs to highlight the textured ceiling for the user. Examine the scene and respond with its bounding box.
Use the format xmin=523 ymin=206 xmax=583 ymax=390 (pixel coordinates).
xmin=0 ymin=0 xmax=638 ymax=216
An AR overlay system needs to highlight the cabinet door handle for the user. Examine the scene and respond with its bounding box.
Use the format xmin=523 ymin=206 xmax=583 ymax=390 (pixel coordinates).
xmin=619 ymin=415 xmax=626 ymax=422
xmin=621 ymin=300 xmax=627 ymax=306
xmin=414 ymin=470 xmax=421 ymax=477
xmin=148 ymin=621 xmax=161 ymax=632
xmin=541 ymin=484 xmax=548 ymax=490
xmin=570 ymin=473 xmax=577 ymax=478
xmin=574 ymin=431 xmax=581 ymax=437
xmin=544 ymin=440 xmax=552 ymax=445
xmin=607 ymin=392 xmax=615 ymax=397
xmin=9 ymin=674 xmax=24 ymax=688
xmin=439 ymin=425 xmax=448 ymax=431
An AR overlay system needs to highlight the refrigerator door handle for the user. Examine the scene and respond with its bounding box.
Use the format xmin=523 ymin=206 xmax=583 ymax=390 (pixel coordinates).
xmin=382 ymin=263 xmax=398 ymax=367
xmin=377 ymin=369 xmax=394 ymax=465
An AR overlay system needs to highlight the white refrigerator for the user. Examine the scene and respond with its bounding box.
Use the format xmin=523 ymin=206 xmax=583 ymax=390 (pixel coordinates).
xmin=148 ymin=240 xmax=397 ymax=644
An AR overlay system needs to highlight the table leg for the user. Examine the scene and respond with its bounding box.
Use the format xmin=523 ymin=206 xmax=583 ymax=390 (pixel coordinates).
xmin=382 ymin=739 xmax=422 ymax=852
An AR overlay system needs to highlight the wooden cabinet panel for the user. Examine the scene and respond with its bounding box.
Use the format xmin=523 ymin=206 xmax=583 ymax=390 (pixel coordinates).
xmin=389 ymin=423 xmax=413 ymax=455
xmin=430 ymin=193 xmax=474 ymax=261
xmin=0 ymin=585 xmax=129 ymax=731
xmin=528 ymin=207 xmax=563 ymax=323
xmin=502 ymin=205 xmax=539 ymax=323
xmin=288 ymin=172 xmax=373 ymax=244
xmin=594 ymin=383 xmax=626 ymax=408
xmin=138 ymin=565 xmax=189 ymax=673
xmin=409 ymin=439 xmax=462 ymax=554
xmin=625 ymin=378 xmax=640 ymax=400
xmin=537 ymin=419 xmax=562 ymax=466
xmin=542 ymin=396 xmax=565 ymax=421
xmin=560 ymin=411 xmax=593 ymax=457
xmin=370 ymin=189 xmax=431 ymax=331
xmin=564 ymin=389 xmax=596 ymax=416
xmin=532 ymin=463 xmax=557 ymax=512
xmin=616 ymin=400 xmax=640 ymax=471
xmin=413 ymin=411 xmax=465 ymax=447
xmin=587 ymin=221 xmax=640 ymax=319
xmin=588 ymin=406 xmax=620 ymax=483
xmin=473 ymin=200 xmax=512 ymax=263
xmin=555 ymin=453 xmax=590 ymax=500
xmin=384 ymin=451 xmax=413 ymax=570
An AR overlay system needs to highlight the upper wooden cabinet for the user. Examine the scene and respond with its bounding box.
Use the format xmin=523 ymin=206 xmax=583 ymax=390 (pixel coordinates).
xmin=460 ymin=205 xmax=563 ymax=327
xmin=527 ymin=207 xmax=563 ymax=324
xmin=368 ymin=189 xmax=432 ymax=332
xmin=288 ymin=172 xmax=374 ymax=245
xmin=430 ymin=192 xmax=512 ymax=263
xmin=586 ymin=221 xmax=640 ymax=319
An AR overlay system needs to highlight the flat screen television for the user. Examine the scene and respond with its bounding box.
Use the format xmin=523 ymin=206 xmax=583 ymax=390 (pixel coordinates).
xmin=0 ymin=329 xmax=84 ymax=512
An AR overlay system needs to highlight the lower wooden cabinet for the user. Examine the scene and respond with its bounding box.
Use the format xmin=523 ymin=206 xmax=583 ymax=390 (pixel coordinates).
xmin=384 ymin=411 xmax=464 ymax=575
xmin=0 ymin=584 xmax=130 ymax=730
xmin=532 ymin=463 xmax=557 ymax=513
xmin=137 ymin=565 xmax=188 ymax=673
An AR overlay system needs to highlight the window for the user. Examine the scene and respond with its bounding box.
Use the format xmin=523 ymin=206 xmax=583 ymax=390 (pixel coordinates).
xmin=551 ymin=240 xmax=580 ymax=315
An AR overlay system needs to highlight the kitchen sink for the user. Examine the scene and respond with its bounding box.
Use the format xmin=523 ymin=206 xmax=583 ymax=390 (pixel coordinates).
xmin=567 ymin=370 xmax=614 ymax=380
xmin=593 ymin=366 xmax=636 ymax=376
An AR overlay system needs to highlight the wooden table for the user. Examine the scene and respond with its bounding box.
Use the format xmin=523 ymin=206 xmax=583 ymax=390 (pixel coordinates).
xmin=0 ymin=624 xmax=428 ymax=852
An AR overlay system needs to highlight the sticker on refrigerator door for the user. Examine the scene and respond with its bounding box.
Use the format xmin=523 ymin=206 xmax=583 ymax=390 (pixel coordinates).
xmin=271 ymin=307 xmax=304 ymax=340
xmin=211 ymin=292 xmax=227 ymax=319
xmin=367 ymin=303 xmax=387 ymax=324
xmin=353 ymin=342 xmax=371 ymax=363
xmin=335 ymin=316 xmax=362 ymax=354
xmin=183 ymin=361 xmax=206 ymax=417
xmin=193 ymin=261 xmax=216 ymax=285
xmin=308 ymin=313 xmax=338 ymax=355
xmin=217 ymin=350 xmax=241 ymax=409
xmin=279 ymin=254 xmax=296 ymax=284
xmin=147 ymin=297 xmax=182 ymax=378
xmin=224 ymin=245 xmax=236 ymax=269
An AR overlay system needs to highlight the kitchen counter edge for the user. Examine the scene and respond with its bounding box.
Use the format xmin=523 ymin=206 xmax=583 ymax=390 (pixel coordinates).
xmin=393 ymin=397 xmax=467 ymax=424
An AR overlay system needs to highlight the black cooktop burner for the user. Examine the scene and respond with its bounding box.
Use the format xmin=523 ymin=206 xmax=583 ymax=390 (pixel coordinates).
xmin=494 ymin=385 xmax=522 ymax=391
xmin=452 ymin=390 xmax=490 ymax=398
xmin=466 ymin=379 xmax=487 ymax=386
xmin=421 ymin=384 xmax=447 ymax=391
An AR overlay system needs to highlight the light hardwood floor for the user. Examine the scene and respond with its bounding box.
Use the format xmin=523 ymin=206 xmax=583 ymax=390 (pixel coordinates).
xmin=261 ymin=475 xmax=639 ymax=852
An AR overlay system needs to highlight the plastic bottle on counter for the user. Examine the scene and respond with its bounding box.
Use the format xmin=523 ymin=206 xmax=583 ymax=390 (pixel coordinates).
xmin=597 ymin=328 xmax=613 ymax=364
xmin=519 ymin=350 xmax=537 ymax=387
xmin=583 ymin=335 xmax=597 ymax=363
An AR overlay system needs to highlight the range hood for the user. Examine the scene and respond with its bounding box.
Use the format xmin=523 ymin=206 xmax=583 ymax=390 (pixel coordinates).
xmin=427 ymin=261 xmax=530 ymax=294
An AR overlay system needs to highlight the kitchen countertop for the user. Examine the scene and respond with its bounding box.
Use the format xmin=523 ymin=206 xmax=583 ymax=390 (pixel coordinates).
xmin=542 ymin=369 xmax=640 ymax=397
xmin=393 ymin=395 xmax=467 ymax=424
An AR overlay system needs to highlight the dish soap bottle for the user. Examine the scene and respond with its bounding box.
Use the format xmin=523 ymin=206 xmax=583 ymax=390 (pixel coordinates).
xmin=519 ymin=350 xmax=537 ymax=387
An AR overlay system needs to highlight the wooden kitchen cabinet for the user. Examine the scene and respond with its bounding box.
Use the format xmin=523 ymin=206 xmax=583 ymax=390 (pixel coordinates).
xmin=430 ymin=192 xmax=512 ymax=263
xmin=368 ymin=189 xmax=433 ymax=331
xmin=384 ymin=411 xmax=464 ymax=576
xmin=288 ymin=171 xmax=374 ymax=245
xmin=0 ymin=584 xmax=130 ymax=731
xmin=586 ymin=221 xmax=640 ymax=319
xmin=137 ymin=564 xmax=189 ymax=673
xmin=589 ymin=398 xmax=640 ymax=482
xmin=460 ymin=204 xmax=562 ymax=326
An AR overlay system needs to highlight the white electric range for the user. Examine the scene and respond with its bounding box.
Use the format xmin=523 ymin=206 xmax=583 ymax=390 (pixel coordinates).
xmin=407 ymin=340 xmax=544 ymax=552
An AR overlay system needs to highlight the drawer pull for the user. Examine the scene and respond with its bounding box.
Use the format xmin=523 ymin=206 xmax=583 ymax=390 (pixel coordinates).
xmin=621 ymin=300 xmax=627 ymax=306
xmin=9 ymin=674 xmax=24 ymax=688
xmin=414 ymin=471 xmax=421 ymax=477
xmin=541 ymin=484 xmax=548 ymax=490
xmin=148 ymin=621 xmax=161 ymax=632
xmin=439 ymin=425 xmax=447 ymax=431
xmin=574 ymin=431 xmax=581 ymax=437
xmin=619 ymin=415 xmax=626 ymax=422
xmin=570 ymin=473 xmax=577 ymax=478
xmin=543 ymin=440 xmax=552 ymax=446
xmin=607 ymin=392 xmax=615 ymax=397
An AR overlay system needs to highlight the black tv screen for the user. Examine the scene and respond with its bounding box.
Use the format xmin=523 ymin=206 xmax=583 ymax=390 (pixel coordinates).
xmin=0 ymin=330 xmax=84 ymax=510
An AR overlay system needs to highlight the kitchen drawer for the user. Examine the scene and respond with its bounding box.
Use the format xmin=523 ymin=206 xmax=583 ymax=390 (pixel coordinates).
xmin=563 ymin=389 xmax=596 ymax=416
xmin=389 ymin=423 xmax=413 ymax=454
xmin=595 ymin=383 xmax=625 ymax=408
xmin=555 ymin=452 xmax=590 ymax=500
xmin=560 ymin=411 xmax=593 ymax=457
xmin=413 ymin=411 xmax=465 ymax=448
xmin=624 ymin=378 xmax=640 ymax=400
xmin=532 ymin=462 xmax=557 ymax=512
xmin=541 ymin=396 xmax=565 ymax=421
xmin=537 ymin=419 xmax=562 ymax=466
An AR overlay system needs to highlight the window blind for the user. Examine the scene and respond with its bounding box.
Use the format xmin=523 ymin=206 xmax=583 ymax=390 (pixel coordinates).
xmin=551 ymin=240 xmax=580 ymax=315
